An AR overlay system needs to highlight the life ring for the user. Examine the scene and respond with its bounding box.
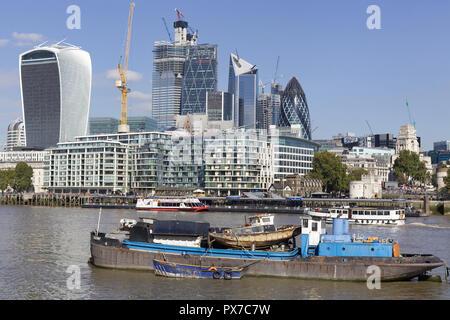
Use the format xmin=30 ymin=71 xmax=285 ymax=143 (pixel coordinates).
xmin=224 ymin=271 xmax=233 ymax=280
xmin=212 ymin=271 xmax=221 ymax=279
xmin=208 ymin=266 xmax=217 ymax=272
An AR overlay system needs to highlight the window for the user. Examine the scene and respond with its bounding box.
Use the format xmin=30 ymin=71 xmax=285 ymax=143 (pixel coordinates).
xmin=312 ymin=222 xmax=318 ymax=232
xmin=303 ymin=219 xmax=309 ymax=228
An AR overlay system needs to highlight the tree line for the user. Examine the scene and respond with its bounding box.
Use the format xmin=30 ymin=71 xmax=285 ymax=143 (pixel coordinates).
xmin=0 ymin=162 xmax=34 ymax=194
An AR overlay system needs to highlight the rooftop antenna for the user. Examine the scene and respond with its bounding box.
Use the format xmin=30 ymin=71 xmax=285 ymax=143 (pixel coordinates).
xmin=34 ymin=40 xmax=49 ymax=48
xmin=54 ymin=38 xmax=67 ymax=46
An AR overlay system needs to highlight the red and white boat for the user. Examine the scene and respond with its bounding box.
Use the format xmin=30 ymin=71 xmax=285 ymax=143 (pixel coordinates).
xmin=136 ymin=197 xmax=209 ymax=212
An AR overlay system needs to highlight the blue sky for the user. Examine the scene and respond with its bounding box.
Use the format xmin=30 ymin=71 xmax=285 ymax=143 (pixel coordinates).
xmin=0 ymin=0 xmax=449 ymax=150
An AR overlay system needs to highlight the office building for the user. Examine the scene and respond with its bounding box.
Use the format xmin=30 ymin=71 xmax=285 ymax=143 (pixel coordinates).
xmin=89 ymin=117 xmax=158 ymax=135
xmin=434 ymin=140 xmax=450 ymax=152
xmin=4 ymin=119 xmax=26 ymax=151
xmin=206 ymin=91 xmax=234 ymax=122
xmin=181 ymin=44 xmax=218 ymax=115
xmin=20 ymin=43 xmax=91 ymax=149
xmin=278 ymin=77 xmax=311 ymax=140
xmin=152 ymin=17 xmax=198 ymax=130
xmin=228 ymin=53 xmax=258 ymax=129
xmin=269 ymin=126 xmax=319 ymax=182
xmin=374 ymin=133 xmax=396 ymax=149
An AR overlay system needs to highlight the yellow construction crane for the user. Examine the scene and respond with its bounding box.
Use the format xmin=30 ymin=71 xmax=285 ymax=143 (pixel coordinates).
xmin=116 ymin=2 xmax=135 ymax=133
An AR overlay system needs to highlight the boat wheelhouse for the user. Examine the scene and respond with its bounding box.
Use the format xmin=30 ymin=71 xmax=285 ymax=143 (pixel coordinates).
xmin=136 ymin=197 xmax=209 ymax=212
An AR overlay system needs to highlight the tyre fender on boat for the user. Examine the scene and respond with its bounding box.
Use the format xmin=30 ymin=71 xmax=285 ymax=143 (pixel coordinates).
xmin=212 ymin=271 xmax=221 ymax=279
xmin=224 ymin=271 xmax=233 ymax=280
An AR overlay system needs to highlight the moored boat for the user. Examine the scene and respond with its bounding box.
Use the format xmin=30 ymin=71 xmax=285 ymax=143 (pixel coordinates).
xmin=136 ymin=196 xmax=209 ymax=212
xmin=153 ymin=259 xmax=248 ymax=279
xmin=89 ymin=214 xmax=446 ymax=282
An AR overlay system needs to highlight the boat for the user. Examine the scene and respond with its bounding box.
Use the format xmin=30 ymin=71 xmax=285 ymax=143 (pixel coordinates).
xmin=136 ymin=196 xmax=209 ymax=212
xmin=307 ymin=206 xmax=405 ymax=226
xmin=208 ymin=225 xmax=301 ymax=250
xmin=153 ymin=259 xmax=249 ymax=279
xmin=89 ymin=216 xmax=446 ymax=282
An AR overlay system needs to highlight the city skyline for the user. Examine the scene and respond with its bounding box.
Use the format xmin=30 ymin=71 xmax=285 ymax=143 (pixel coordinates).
xmin=0 ymin=0 xmax=449 ymax=150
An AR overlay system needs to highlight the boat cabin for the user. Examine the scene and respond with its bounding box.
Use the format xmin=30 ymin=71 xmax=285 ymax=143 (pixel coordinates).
xmin=247 ymin=214 xmax=274 ymax=227
xmin=300 ymin=216 xmax=326 ymax=246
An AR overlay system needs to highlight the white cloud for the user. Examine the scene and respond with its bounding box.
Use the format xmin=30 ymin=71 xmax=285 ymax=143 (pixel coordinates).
xmin=12 ymin=32 xmax=44 ymax=42
xmin=106 ymin=69 xmax=143 ymax=82
xmin=0 ymin=39 xmax=9 ymax=47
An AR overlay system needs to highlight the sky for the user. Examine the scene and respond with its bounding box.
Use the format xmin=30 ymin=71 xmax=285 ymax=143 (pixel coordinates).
xmin=0 ymin=0 xmax=449 ymax=151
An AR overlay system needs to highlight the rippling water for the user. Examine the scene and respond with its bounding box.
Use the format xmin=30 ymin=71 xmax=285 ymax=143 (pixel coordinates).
xmin=0 ymin=206 xmax=449 ymax=300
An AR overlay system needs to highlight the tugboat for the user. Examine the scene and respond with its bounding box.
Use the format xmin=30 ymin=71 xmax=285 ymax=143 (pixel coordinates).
xmin=136 ymin=196 xmax=209 ymax=212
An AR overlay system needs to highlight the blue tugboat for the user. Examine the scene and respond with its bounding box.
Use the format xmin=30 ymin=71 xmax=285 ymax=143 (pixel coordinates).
xmin=153 ymin=259 xmax=247 ymax=279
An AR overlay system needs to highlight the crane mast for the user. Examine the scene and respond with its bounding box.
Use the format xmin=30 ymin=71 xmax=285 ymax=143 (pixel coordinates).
xmin=116 ymin=2 xmax=135 ymax=133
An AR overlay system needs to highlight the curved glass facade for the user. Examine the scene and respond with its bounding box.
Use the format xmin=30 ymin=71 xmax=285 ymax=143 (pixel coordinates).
xmin=278 ymin=77 xmax=311 ymax=140
xmin=20 ymin=45 xmax=91 ymax=149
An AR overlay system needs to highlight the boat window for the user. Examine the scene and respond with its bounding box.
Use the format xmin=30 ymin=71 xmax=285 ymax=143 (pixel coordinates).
xmin=377 ymin=211 xmax=383 ymax=216
xmin=384 ymin=211 xmax=389 ymax=215
xmin=303 ymin=219 xmax=309 ymax=228
xmin=365 ymin=211 xmax=371 ymax=215
xmin=312 ymin=222 xmax=318 ymax=231
xmin=262 ymin=218 xmax=271 ymax=223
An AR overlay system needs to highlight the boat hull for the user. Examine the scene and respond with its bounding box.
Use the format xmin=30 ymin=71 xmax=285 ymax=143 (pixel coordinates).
xmin=135 ymin=206 xmax=209 ymax=212
xmin=153 ymin=259 xmax=244 ymax=279
xmin=209 ymin=226 xmax=301 ymax=250
xmin=90 ymin=238 xmax=445 ymax=282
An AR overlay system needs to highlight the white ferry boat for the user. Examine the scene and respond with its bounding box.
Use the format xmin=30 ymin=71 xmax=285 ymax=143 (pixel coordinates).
xmin=350 ymin=207 xmax=405 ymax=226
xmin=307 ymin=207 xmax=405 ymax=226
xmin=136 ymin=197 xmax=209 ymax=212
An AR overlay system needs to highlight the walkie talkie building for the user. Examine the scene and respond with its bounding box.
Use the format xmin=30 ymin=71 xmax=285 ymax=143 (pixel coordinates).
xmin=19 ymin=44 xmax=91 ymax=149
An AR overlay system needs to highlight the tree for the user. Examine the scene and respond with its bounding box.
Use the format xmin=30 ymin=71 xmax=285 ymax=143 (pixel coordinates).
xmin=0 ymin=168 xmax=15 ymax=194
xmin=445 ymin=169 xmax=450 ymax=190
xmin=308 ymin=151 xmax=347 ymax=192
xmin=12 ymin=162 xmax=33 ymax=192
xmin=344 ymin=168 xmax=369 ymax=192
xmin=393 ymin=150 xmax=428 ymax=186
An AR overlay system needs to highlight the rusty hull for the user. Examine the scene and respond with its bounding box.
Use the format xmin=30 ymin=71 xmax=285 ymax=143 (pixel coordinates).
xmin=90 ymin=240 xmax=445 ymax=281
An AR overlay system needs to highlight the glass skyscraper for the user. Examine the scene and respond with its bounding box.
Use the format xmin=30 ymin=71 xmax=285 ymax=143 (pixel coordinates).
xmin=278 ymin=77 xmax=311 ymax=140
xmin=181 ymin=44 xmax=218 ymax=115
xmin=20 ymin=44 xmax=91 ymax=149
xmin=228 ymin=53 xmax=258 ymax=129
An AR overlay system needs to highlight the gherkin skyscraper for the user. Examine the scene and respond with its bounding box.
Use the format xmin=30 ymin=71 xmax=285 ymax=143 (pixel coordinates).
xmin=278 ymin=77 xmax=311 ymax=140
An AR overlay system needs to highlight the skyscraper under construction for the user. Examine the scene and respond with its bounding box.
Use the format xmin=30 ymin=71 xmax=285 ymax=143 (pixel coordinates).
xmin=152 ymin=11 xmax=218 ymax=129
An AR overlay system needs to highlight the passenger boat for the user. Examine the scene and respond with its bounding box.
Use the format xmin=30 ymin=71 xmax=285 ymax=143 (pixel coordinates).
xmin=307 ymin=206 xmax=405 ymax=226
xmin=136 ymin=196 xmax=209 ymax=212
xmin=350 ymin=207 xmax=405 ymax=226
xmin=153 ymin=259 xmax=247 ymax=279
xmin=208 ymin=223 xmax=301 ymax=250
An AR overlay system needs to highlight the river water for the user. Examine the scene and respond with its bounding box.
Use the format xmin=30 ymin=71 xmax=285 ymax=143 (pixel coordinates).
xmin=0 ymin=206 xmax=449 ymax=300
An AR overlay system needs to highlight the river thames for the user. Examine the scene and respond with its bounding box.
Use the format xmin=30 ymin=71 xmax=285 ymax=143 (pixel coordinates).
xmin=0 ymin=206 xmax=449 ymax=300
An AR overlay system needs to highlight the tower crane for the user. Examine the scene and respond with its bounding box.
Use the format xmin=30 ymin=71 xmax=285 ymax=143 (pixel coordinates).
xmin=116 ymin=2 xmax=135 ymax=133
xmin=405 ymin=98 xmax=416 ymax=128
xmin=365 ymin=120 xmax=374 ymax=136
xmin=162 ymin=17 xmax=173 ymax=42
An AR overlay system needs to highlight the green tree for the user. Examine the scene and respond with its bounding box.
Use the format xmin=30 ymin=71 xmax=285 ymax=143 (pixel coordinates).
xmin=0 ymin=168 xmax=15 ymax=194
xmin=393 ymin=150 xmax=428 ymax=186
xmin=308 ymin=151 xmax=347 ymax=192
xmin=12 ymin=162 xmax=33 ymax=192
xmin=344 ymin=168 xmax=369 ymax=192
xmin=444 ymin=169 xmax=450 ymax=190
